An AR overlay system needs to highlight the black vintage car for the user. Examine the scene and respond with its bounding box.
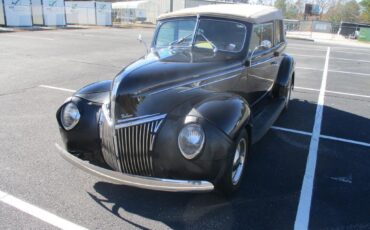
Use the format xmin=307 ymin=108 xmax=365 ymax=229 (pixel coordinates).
xmin=56 ymin=4 xmax=295 ymax=194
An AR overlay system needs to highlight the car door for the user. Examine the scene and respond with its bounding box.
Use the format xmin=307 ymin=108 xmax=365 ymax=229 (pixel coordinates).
xmin=243 ymin=22 xmax=277 ymax=106
xmin=271 ymin=19 xmax=286 ymax=78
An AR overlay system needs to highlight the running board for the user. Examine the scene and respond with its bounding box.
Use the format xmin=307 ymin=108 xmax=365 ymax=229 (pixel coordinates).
xmin=252 ymin=98 xmax=285 ymax=144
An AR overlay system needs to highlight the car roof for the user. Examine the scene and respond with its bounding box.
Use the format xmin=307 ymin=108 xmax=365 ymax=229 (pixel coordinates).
xmin=158 ymin=4 xmax=283 ymax=24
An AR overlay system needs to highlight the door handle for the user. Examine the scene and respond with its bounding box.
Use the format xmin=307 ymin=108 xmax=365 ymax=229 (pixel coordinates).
xmin=271 ymin=61 xmax=278 ymax=65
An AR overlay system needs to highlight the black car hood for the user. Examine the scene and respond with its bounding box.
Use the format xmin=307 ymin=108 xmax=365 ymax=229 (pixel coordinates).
xmin=112 ymin=48 xmax=243 ymax=119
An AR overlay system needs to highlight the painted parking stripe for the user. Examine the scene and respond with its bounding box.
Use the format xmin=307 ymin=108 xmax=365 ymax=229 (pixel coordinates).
xmin=295 ymin=86 xmax=370 ymax=99
xmin=288 ymin=45 xmax=370 ymax=54
xmin=294 ymin=47 xmax=330 ymax=230
xmin=3 ymin=34 xmax=54 ymax=41
xmin=320 ymin=135 xmax=370 ymax=148
xmin=271 ymin=126 xmax=370 ymax=148
xmin=291 ymin=54 xmax=370 ymax=63
xmin=0 ymin=190 xmax=87 ymax=230
xmin=39 ymin=85 xmax=76 ymax=93
xmin=289 ymin=47 xmax=370 ymax=56
xmin=271 ymin=126 xmax=312 ymax=136
xmin=296 ymin=66 xmax=370 ymax=77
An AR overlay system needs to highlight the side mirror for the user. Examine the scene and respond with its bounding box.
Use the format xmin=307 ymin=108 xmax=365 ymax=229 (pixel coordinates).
xmin=260 ymin=40 xmax=272 ymax=50
xmin=246 ymin=40 xmax=272 ymax=67
xmin=137 ymin=34 xmax=148 ymax=54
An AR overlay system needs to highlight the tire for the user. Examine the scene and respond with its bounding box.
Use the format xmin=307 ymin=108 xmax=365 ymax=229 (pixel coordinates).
xmin=217 ymin=129 xmax=249 ymax=196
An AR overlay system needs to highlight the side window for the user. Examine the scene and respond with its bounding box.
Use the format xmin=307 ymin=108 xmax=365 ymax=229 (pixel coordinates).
xmin=274 ymin=20 xmax=284 ymax=45
xmin=249 ymin=22 xmax=273 ymax=54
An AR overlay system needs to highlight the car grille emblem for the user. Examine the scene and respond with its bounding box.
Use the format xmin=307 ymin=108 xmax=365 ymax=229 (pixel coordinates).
xmin=120 ymin=114 xmax=133 ymax=119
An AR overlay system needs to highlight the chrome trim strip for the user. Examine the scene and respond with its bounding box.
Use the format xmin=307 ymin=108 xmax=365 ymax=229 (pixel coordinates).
xmin=56 ymin=143 xmax=214 ymax=192
xmin=179 ymin=73 xmax=240 ymax=93
xmin=115 ymin=114 xmax=167 ymax=129
xmin=148 ymin=66 xmax=244 ymax=96
xmin=249 ymin=56 xmax=275 ymax=68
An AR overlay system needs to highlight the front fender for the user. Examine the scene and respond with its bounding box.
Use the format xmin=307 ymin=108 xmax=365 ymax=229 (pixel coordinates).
xmin=56 ymin=97 xmax=102 ymax=157
xmin=188 ymin=93 xmax=251 ymax=140
xmin=74 ymin=80 xmax=112 ymax=104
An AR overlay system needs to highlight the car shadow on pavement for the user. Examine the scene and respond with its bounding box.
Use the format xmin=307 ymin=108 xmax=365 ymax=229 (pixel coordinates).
xmin=88 ymin=98 xmax=370 ymax=229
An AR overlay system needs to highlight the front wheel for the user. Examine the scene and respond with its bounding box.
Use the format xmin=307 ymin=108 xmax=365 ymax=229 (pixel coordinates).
xmin=217 ymin=130 xmax=249 ymax=196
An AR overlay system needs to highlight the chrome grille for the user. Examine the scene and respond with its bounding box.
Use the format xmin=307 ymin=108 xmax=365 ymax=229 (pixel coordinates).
xmin=100 ymin=111 xmax=165 ymax=176
xmin=115 ymin=117 xmax=164 ymax=176
xmin=100 ymin=113 xmax=120 ymax=171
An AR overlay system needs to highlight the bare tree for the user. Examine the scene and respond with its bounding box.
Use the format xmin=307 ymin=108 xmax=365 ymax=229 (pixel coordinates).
xmin=315 ymin=0 xmax=335 ymax=19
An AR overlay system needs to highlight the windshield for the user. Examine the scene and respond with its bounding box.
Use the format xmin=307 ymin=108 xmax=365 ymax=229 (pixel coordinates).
xmin=154 ymin=18 xmax=247 ymax=53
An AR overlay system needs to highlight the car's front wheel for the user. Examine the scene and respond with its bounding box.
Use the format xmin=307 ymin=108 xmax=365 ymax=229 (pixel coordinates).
xmin=218 ymin=130 xmax=248 ymax=196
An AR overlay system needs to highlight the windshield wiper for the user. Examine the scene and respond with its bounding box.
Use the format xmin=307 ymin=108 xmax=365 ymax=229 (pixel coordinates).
xmin=169 ymin=33 xmax=193 ymax=47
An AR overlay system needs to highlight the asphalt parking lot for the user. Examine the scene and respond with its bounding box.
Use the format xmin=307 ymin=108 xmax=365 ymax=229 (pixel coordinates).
xmin=0 ymin=28 xmax=369 ymax=229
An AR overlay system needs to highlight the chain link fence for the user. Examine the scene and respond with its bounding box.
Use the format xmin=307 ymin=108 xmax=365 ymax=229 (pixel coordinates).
xmin=112 ymin=0 xmax=234 ymax=27
xmin=284 ymin=19 xmax=368 ymax=41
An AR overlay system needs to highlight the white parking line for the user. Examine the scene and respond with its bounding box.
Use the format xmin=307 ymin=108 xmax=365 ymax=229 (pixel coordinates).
xmin=3 ymin=34 xmax=54 ymax=41
xmin=271 ymin=126 xmax=312 ymax=136
xmin=287 ymin=45 xmax=370 ymax=55
xmin=0 ymin=190 xmax=87 ymax=230
xmin=291 ymin=53 xmax=370 ymax=63
xmin=287 ymin=44 xmax=370 ymax=55
xmin=296 ymin=67 xmax=370 ymax=77
xmin=39 ymin=85 xmax=76 ymax=93
xmin=271 ymin=126 xmax=370 ymax=148
xmin=294 ymin=47 xmax=330 ymax=230
xmin=295 ymin=86 xmax=370 ymax=99
xmin=320 ymin=135 xmax=370 ymax=147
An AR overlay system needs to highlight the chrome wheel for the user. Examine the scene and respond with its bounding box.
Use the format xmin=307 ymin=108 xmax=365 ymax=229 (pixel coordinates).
xmin=231 ymin=138 xmax=247 ymax=185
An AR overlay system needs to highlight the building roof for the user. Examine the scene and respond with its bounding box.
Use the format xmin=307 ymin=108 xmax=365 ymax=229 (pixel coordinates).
xmin=158 ymin=4 xmax=283 ymax=24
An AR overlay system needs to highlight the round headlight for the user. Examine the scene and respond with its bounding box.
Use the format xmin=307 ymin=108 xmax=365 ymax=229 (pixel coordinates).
xmin=178 ymin=123 xmax=205 ymax=159
xmin=60 ymin=103 xmax=80 ymax=130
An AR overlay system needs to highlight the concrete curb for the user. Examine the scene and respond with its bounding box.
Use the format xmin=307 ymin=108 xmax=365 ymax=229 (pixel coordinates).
xmin=286 ymin=36 xmax=315 ymax=42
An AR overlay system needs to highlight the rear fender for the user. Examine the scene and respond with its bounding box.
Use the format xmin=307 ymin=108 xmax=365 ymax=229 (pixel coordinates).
xmin=273 ymin=55 xmax=295 ymax=97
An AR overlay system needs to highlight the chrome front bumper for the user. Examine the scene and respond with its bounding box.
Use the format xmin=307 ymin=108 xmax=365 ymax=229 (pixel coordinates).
xmin=55 ymin=143 xmax=214 ymax=192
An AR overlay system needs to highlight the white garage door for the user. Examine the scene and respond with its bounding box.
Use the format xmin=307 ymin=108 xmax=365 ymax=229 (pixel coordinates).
xmin=4 ymin=0 xmax=32 ymax=26
xmin=96 ymin=2 xmax=111 ymax=26
xmin=65 ymin=1 xmax=96 ymax=25
xmin=43 ymin=0 xmax=66 ymax=26
xmin=0 ymin=0 xmax=5 ymax=25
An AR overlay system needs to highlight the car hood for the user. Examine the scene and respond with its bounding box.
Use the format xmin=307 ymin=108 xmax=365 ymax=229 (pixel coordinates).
xmin=112 ymin=48 xmax=243 ymax=119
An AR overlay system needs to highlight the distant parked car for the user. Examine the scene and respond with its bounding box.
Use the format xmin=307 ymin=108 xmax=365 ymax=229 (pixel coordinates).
xmin=56 ymin=4 xmax=295 ymax=195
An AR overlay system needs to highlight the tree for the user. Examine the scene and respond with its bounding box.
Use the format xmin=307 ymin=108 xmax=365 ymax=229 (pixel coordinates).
xmin=285 ymin=3 xmax=299 ymax=19
xmin=325 ymin=0 xmax=360 ymax=23
xmin=315 ymin=0 xmax=335 ymax=20
xmin=274 ymin=0 xmax=287 ymax=15
xmin=342 ymin=0 xmax=360 ymax=22
xmin=360 ymin=0 xmax=370 ymax=23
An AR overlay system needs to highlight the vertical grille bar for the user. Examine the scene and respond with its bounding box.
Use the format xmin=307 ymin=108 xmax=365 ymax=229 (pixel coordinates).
xmin=101 ymin=113 xmax=165 ymax=176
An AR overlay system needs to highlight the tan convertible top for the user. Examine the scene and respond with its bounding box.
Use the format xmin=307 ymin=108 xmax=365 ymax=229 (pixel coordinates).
xmin=158 ymin=4 xmax=283 ymax=24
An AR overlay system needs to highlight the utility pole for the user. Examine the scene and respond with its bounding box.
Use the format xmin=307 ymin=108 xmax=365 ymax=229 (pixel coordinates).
xmin=170 ymin=0 xmax=173 ymax=12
